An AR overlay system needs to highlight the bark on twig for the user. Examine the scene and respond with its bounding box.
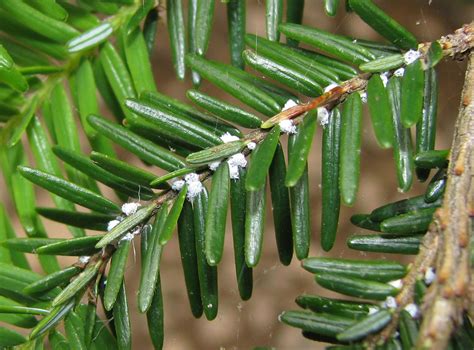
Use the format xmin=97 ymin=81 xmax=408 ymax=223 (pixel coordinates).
xmin=415 ymin=50 xmax=474 ymax=350
xmin=359 ymin=24 xmax=474 ymax=350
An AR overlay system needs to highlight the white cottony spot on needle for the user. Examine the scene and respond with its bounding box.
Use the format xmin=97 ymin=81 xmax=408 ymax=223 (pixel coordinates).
xmin=380 ymin=72 xmax=389 ymax=87
xmin=388 ymin=279 xmax=403 ymax=289
xmin=394 ymin=67 xmax=405 ymax=77
xmin=122 ymin=202 xmax=140 ymax=216
xmin=120 ymin=232 xmax=135 ymax=243
xmin=279 ymin=119 xmax=297 ymax=134
xmin=184 ymin=173 xmax=203 ymax=200
xmin=404 ymin=49 xmax=421 ymax=65
xmin=382 ymin=296 xmax=397 ymax=309
xmin=171 ymin=179 xmax=185 ymax=191
xmin=107 ymin=219 xmax=121 ymax=231
xmin=227 ymin=153 xmax=247 ymax=179
xmin=172 ymin=173 xmax=204 ymax=200
xmin=424 ymin=267 xmax=436 ymax=285
xmin=208 ymin=161 xmax=221 ymax=171
xmin=220 ymin=132 xmax=240 ymax=143
xmin=317 ymin=107 xmax=329 ymax=126
xmin=79 ymin=256 xmax=90 ymax=264
xmin=282 ymin=99 xmax=298 ymax=111
xmin=404 ymin=303 xmax=419 ymax=318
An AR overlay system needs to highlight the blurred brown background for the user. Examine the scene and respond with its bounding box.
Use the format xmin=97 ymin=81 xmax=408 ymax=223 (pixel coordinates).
xmin=2 ymin=0 xmax=473 ymax=349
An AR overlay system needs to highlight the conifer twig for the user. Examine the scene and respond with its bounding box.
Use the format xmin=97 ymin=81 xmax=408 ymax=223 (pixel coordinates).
xmin=91 ymin=24 xmax=473 ymax=254
xmin=83 ymin=28 xmax=474 ymax=342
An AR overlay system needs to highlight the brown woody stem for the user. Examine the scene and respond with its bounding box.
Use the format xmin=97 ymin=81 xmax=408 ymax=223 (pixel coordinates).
xmin=368 ymin=32 xmax=474 ymax=349
xmin=414 ymin=49 xmax=474 ymax=350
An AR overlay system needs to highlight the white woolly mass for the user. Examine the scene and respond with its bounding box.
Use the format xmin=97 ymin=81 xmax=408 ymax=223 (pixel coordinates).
xmin=182 ymin=173 xmax=203 ymax=200
xmin=279 ymin=119 xmax=297 ymax=134
xmin=187 ymin=180 xmax=203 ymax=200
xmin=394 ymin=67 xmax=405 ymax=77
xmin=324 ymin=83 xmax=339 ymax=93
xmin=227 ymin=153 xmax=247 ymax=179
xmin=383 ymin=296 xmax=398 ymax=309
xmin=107 ymin=219 xmax=121 ymax=231
xmin=79 ymin=256 xmax=90 ymax=264
xmin=424 ymin=267 xmax=436 ymax=285
xmin=388 ymin=279 xmax=403 ymax=289
xmin=120 ymin=232 xmax=135 ymax=243
xmin=282 ymin=99 xmax=298 ymax=111
xmin=360 ymin=91 xmax=368 ymax=103
xmin=184 ymin=173 xmax=200 ymax=183
xmin=246 ymin=142 xmax=256 ymax=150
xmin=368 ymin=307 xmax=379 ymax=315
xmin=208 ymin=161 xmax=221 ymax=171
xmin=171 ymin=179 xmax=185 ymax=191
xmin=220 ymin=132 xmax=240 ymax=143
xmin=228 ymin=165 xmax=240 ymax=180
xmin=228 ymin=153 xmax=247 ymax=168
xmin=122 ymin=202 xmax=140 ymax=216
xmin=317 ymin=107 xmax=330 ymax=126
xmin=404 ymin=49 xmax=421 ymax=65
xmin=380 ymin=72 xmax=389 ymax=87
xmin=404 ymin=303 xmax=420 ymax=318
